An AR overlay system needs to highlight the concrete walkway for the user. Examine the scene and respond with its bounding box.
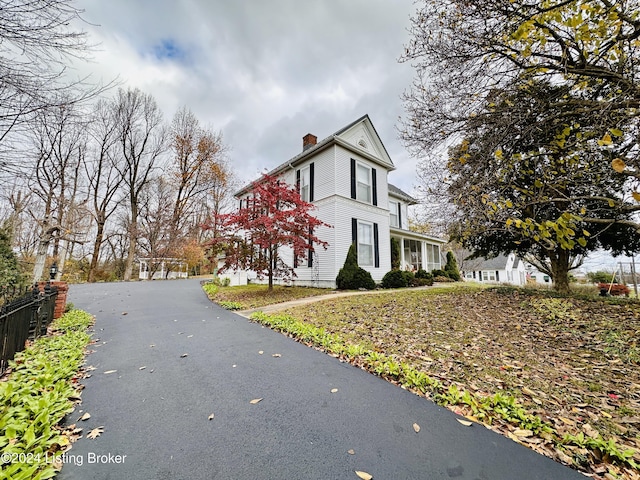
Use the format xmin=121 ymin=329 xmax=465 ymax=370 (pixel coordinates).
xmin=58 ymin=279 xmax=583 ymax=480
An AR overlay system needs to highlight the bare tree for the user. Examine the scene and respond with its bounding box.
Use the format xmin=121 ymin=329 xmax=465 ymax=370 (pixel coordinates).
xmin=29 ymin=100 xmax=88 ymax=282
xmin=0 ymin=0 xmax=112 ymax=175
xmin=84 ymin=99 xmax=124 ymax=282
xmin=112 ymin=88 xmax=168 ymax=281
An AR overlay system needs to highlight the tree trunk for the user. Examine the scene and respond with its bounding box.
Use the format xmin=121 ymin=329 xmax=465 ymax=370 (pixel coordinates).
xmin=123 ymin=220 xmax=137 ymax=281
xmin=88 ymin=220 xmax=105 ymax=282
xmin=549 ymin=248 xmax=571 ymax=294
xmin=56 ymin=240 xmax=69 ymax=281
xmin=32 ymin=218 xmax=58 ymax=283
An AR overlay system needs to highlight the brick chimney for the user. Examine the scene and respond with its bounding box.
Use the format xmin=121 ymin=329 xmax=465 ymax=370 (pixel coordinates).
xmin=302 ymin=133 xmax=317 ymax=151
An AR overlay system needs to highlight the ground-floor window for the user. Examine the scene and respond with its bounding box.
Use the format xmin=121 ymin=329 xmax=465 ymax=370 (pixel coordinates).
xmin=357 ymin=221 xmax=374 ymax=267
xmin=481 ymin=270 xmax=497 ymax=282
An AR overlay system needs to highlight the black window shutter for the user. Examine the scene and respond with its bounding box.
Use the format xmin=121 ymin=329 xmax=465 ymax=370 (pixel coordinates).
xmin=373 ymin=223 xmax=380 ymax=268
xmin=372 ymin=168 xmax=377 ymax=206
xmin=239 ymin=199 xmax=242 ymax=210
xmin=496 ymin=270 xmax=500 ymax=282
xmin=351 ymin=218 xmax=357 ymax=246
xmin=296 ymin=169 xmax=301 ymax=193
xmin=398 ymin=203 xmax=402 ymax=229
xmin=308 ymin=227 xmax=313 ymax=268
xmin=309 ymin=162 xmax=315 ymax=202
xmin=350 ymin=159 xmax=356 ymax=199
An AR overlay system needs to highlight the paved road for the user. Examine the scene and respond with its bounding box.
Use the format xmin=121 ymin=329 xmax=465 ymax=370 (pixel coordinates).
xmin=58 ymin=279 xmax=582 ymax=480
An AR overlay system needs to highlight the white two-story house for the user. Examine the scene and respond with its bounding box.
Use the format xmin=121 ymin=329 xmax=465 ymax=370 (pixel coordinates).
xmin=229 ymin=114 xmax=446 ymax=288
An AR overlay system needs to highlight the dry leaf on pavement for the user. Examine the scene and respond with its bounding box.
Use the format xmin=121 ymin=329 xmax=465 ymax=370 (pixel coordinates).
xmin=87 ymin=427 xmax=104 ymax=439
xmin=355 ymin=471 xmax=373 ymax=480
xmin=250 ymin=398 xmax=263 ymax=404
xmin=413 ymin=423 xmax=420 ymax=433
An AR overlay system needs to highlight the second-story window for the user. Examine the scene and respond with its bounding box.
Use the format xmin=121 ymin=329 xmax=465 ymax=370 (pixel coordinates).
xmin=300 ymin=166 xmax=310 ymax=202
xmin=389 ymin=200 xmax=399 ymax=227
xmin=356 ymin=163 xmax=371 ymax=203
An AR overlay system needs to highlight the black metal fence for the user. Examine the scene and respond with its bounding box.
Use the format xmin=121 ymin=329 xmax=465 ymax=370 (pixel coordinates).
xmin=0 ymin=284 xmax=58 ymax=375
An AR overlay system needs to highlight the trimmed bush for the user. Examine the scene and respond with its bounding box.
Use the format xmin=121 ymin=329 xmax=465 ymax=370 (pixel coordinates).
xmin=444 ymin=251 xmax=461 ymax=281
xmin=390 ymin=237 xmax=401 ymax=270
xmin=432 ymin=269 xmax=448 ymax=278
xmin=434 ymin=275 xmax=454 ymax=283
xmin=413 ymin=277 xmax=434 ymax=287
xmin=336 ymin=244 xmax=376 ymax=290
xmin=382 ymin=270 xmax=408 ymax=288
xmin=415 ymin=269 xmax=432 ymax=280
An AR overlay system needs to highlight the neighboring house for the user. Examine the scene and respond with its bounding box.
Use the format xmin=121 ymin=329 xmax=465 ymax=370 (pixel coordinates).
xmin=463 ymin=253 xmax=527 ymax=286
xmin=225 ymin=114 xmax=446 ymax=288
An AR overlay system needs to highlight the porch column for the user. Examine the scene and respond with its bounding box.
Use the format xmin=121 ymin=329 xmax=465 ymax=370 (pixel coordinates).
xmin=400 ymin=238 xmax=406 ymax=270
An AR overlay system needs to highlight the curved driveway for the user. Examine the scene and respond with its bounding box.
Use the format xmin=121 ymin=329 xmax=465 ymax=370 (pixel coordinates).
xmin=58 ymin=279 xmax=582 ymax=480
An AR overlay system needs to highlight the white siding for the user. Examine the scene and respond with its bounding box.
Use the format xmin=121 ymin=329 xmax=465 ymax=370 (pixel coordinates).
xmin=334 ymin=145 xmax=389 ymax=205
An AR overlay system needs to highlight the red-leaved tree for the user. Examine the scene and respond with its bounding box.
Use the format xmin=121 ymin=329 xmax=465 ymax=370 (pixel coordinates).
xmin=204 ymin=174 xmax=330 ymax=290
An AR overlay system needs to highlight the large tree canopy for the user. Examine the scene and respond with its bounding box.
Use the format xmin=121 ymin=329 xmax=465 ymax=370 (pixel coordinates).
xmin=447 ymin=79 xmax=640 ymax=291
xmin=401 ymin=0 xmax=640 ymax=290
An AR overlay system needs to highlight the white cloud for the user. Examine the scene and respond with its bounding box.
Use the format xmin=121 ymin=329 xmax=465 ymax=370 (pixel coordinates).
xmin=71 ymin=0 xmax=419 ymax=190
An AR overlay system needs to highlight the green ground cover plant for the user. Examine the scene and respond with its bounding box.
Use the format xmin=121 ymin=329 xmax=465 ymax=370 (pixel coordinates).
xmin=0 ymin=310 xmax=94 ymax=479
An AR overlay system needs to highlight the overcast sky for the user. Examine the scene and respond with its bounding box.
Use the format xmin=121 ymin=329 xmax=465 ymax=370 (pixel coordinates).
xmin=73 ymin=0 xmax=419 ymax=192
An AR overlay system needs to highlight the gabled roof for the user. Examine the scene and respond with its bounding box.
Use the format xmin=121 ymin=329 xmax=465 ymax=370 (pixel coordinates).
xmin=236 ymin=114 xmax=395 ymax=197
xmin=463 ymin=252 xmax=524 ymax=271
xmin=388 ymin=183 xmax=417 ymax=205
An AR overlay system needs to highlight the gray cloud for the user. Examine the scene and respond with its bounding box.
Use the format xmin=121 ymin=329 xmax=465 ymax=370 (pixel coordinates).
xmin=76 ymin=0 xmax=419 ymax=191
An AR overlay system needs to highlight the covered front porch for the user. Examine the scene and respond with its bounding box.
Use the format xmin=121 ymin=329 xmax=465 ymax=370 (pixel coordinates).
xmin=390 ymin=228 xmax=445 ymax=272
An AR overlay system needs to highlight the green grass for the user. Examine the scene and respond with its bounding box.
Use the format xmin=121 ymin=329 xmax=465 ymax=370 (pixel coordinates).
xmin=203 ymin=284 xmax=332 ymax=309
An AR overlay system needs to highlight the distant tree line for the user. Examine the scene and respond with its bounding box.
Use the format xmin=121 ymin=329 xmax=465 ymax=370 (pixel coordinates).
xmin=0 ymin=1 xmax=235 ymax=284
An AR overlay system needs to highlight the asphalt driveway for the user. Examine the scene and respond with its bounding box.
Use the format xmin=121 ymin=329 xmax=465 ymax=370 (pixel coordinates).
xmin=58 ymin=279 xmax=583 ymax=479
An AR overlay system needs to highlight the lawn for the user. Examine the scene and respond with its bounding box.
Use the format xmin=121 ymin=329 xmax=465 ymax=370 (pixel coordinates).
xmin=203 ymin=283 xmax=332 ymax=309
xmin=253 ymin=286 xmax=640 ymax=480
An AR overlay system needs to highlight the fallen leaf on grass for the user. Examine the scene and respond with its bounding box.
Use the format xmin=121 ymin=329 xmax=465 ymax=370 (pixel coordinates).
xmin=456 ymin=419 xmax=473 ymax=427
xmin=103 ymin=370 xmax=117 ymax=374
xmin=208 ymin=414 xmax=215 ymax=421
xmin=513 ymin=428 xmax=533 ymax=438
xmin=250 ymin=398 xmax=263 ymax=404
xmin=87 ymin=427 xmax=104 ymax=439
xmin=413 ymin=423 xmax=420 ymax=433
xmin=355 ymin=471 xmax=373 ymax=480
